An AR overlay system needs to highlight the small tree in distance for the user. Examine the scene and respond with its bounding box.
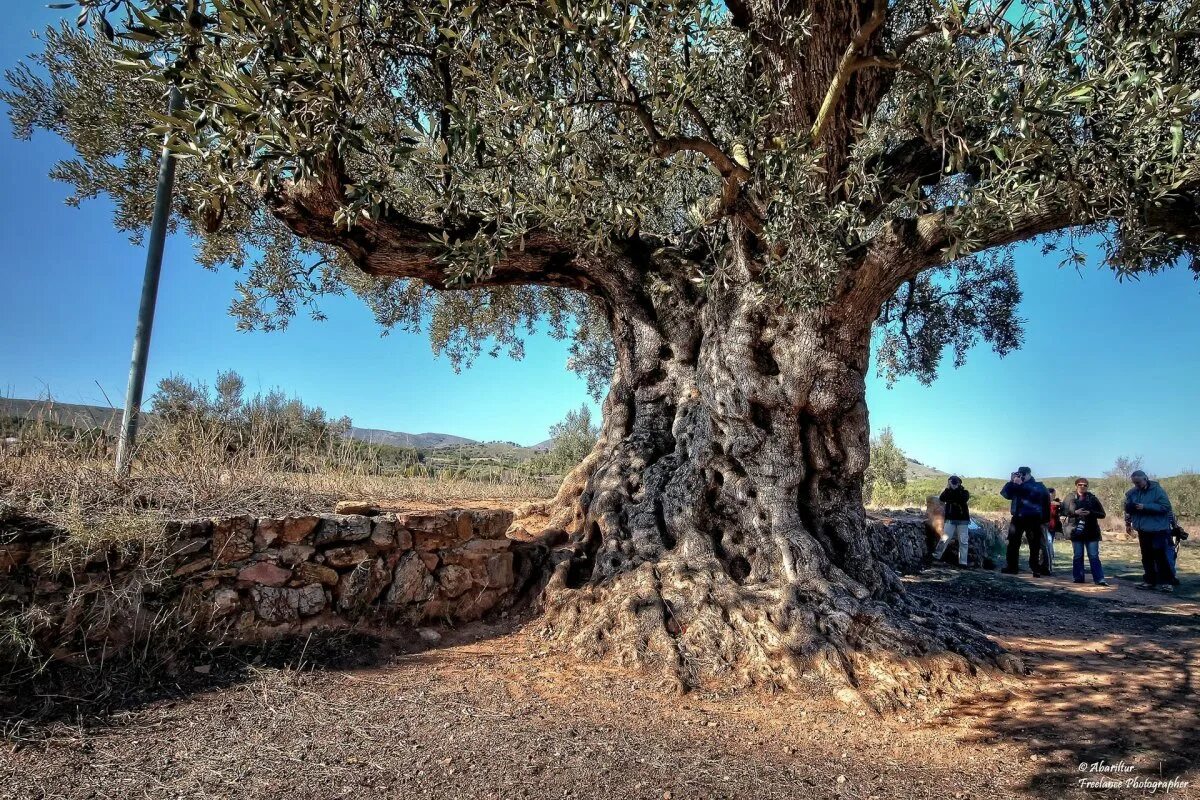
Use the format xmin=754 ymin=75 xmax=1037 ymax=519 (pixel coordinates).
xmin=866 ymin=428 xmax=908 ymax=507
xmin=529 ymin=405 xmax=601 ymax=477
xmin=1094 ymin=455 xmax=1144 ymax=526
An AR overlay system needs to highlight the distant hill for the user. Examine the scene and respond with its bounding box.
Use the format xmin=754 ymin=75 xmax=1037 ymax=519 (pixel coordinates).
xmin=346 ymin=427 xmax=476 ymax=450
xmin=905 ymin=458 xmax=947 ymax=480
xmin=0 ymin=398 xmax=548 ymax=454
xmin=0 ymin=398 xmax=124 ymax=434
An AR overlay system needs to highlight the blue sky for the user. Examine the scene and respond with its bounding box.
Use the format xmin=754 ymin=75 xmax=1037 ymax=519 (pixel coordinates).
xmin=2 ymin=6 xmax=1199 ymax=478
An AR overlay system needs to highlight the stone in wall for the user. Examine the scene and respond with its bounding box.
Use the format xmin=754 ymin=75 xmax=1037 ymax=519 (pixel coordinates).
xmin=387 ymin=552 xmax=435 ymax=606
xmin=279 ymin=516 xmax=320 ymax=544
xmin=325 ymin=546 xmax=369 ymax=569
xmin=336 ymin=557 xmax=390 ymax=615
xmin=212 ymin=515 xmax=255 ymax=564
xmin=294 ymin=562 xmax=339 ymax=587
xmin=437 ymin=565 xmax=473 ymax=599
xmin=237 ymin=561 xmax=292 ymax=587
xmin=312 ymin=514 xmax=373 ymax=546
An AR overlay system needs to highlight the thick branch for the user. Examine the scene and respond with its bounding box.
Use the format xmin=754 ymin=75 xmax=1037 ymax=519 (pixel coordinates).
xmin=266 ymin=168 xmax=592 ymax=293
xmin=851 ymin=181 xmax=1200 ymax=311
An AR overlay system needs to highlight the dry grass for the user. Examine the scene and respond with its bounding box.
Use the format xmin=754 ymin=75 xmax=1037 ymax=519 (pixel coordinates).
xmin=0 ymin=418 xmax=556 ymax=685
xmin=0 ymin=416 xmax=556 ymax=540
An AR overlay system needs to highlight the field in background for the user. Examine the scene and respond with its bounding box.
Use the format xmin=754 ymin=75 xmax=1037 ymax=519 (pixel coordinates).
xmin=0 ymin=394 xmax=558 ymax=564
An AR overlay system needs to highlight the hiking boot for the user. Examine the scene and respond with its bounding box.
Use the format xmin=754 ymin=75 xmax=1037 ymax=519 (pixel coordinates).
xmin=1073 ymin=579 xmax=1085 ymax=584
xmin=1159 ymin=585 xmax=1175 ymax=593
xmin=1135 ymin=582 xmax=1154 ymax=590
xmin=1096 ymin=580 xmax=1110 ymax=587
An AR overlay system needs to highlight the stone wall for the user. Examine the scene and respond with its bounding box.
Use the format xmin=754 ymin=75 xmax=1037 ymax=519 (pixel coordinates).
xmin=0 ymin=508 xmax=522 ymax=660
xmin=869 ymin=501 xmax=1006 ymax=574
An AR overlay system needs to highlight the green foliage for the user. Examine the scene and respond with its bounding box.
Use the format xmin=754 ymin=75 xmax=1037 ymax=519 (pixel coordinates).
xmin=527 ymin=405 xmax=600 ymax=477
xmin=148 ymin=370 xmax=350 ymax=469
xmin=5 ymin=0 xmax=1199 ymax=391
xmin=866 ymin=427 xmax=908 ymax=506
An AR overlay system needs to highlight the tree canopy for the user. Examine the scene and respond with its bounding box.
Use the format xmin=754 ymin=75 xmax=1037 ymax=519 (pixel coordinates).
xmin=7 ymin=0 xmax=1197 ymax=388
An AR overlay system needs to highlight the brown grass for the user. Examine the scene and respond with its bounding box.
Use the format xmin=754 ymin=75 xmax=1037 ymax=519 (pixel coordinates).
xmin=0 ymin=417 xmax=556 ymax=541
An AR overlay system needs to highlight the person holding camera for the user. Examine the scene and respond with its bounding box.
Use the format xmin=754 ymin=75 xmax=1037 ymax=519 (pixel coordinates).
xmin=1125 ymin=469 xmax=1177 ymax=592
xmin=1001 ymin=467 xmax=1051 ymax=576
xmin=1061 ymin=478 xmax=1109 ymax=586
xmin=932 ymin=476 xmax=972 ymax=566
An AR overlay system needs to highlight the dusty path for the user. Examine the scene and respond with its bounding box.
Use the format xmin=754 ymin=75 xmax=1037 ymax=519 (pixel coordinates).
xmin=2 ymin=546 xmax=1197 ymax=799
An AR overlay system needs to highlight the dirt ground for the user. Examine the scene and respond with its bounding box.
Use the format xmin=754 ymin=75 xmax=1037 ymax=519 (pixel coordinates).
xmin=2 ymin=540 xmax=1197 ymax=800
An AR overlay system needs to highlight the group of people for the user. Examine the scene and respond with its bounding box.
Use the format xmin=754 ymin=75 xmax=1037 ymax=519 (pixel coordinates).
xmin=931 ymin=467 xmax=1187 ymax=591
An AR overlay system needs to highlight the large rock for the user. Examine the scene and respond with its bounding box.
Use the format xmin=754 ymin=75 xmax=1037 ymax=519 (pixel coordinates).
xmin=279 ymin=516 xmax=321 ymax=544
xmin=386 ymin=552 xmax=434 ymax=606
xmin=452 ymin=588 xmax=505 ymax=621
xmin=173 ymin=557 xmax=213 ymax=577
xmin=297 ymin=584 xmax=326 ymax=616
xmin=237 ymin=561 xmax=292 ymax=587
xmin=484 ymin=552 xmax=514 ymax=588
xmin=335 ymin=500 xmax=379 ymax=516
xmin=170 ymin=537 xmax=209 ymax=559
xmin=402 ymin=511 xmax=471 ymax=551
xmin=370 ymin=515 xmax=408 ymax=549
xmin=254 ymin=518 xmax=283 ymax=550
xmin=461 ymin=509 xmax=514 ymax=540
xmin=437 ymin=565 xmax=473 ymax=599
xmin=251 ymin=586 xmax=300 ymax=624
xmin=211 ymin=515 xmax=255 ymax=564
xmin=867 ymin=512 xmax=928 ymax=574
xmin=210 ymin=587 xmax=242 ymax=618
xmin=325 ymin=546 xmax=369 ymax=569
xmin=313 ymin=515 xmax=373 ymax=546
xmin=336 ymin=558 xmax=390 ymax=614
xmin=294 ymin=562 xmax=339 ymax=587
xmin=278 ymin=544 xmax=315 ymax=566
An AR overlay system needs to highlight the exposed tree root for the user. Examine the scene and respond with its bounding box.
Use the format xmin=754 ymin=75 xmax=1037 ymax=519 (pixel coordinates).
xmin=537 ymin=550 xmax=1022 ymax=711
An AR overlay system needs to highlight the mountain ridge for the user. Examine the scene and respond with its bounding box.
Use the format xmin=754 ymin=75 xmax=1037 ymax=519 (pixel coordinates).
xmin=0 ymin=398 xmax=550 ymax=451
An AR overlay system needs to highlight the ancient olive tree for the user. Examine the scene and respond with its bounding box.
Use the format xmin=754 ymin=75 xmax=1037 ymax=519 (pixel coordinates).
xmin=7 ymin=0 xmax=1199 ymax=703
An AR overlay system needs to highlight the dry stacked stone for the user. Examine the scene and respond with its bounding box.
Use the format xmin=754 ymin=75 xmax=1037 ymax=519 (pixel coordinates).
xmin=173 ymin=509 xmax=517 ymax=631
xmin=0 ymin=508 xmax=518 ymax=654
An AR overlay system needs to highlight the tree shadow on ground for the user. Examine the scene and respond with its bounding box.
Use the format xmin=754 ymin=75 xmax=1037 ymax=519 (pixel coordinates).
xmin=0 ymin=615 xmax=525 ymax=742
xmin=912 ymin=566 xmax=1200 ymax=798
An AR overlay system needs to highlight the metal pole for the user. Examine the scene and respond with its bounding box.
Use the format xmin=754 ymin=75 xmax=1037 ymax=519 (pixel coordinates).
xmin=115 ymin=86 xmax=183 ymax=478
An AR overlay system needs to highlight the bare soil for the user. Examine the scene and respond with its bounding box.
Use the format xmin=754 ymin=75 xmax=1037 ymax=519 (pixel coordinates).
xmin=2 ymin=541 xmax=1197 ymax=800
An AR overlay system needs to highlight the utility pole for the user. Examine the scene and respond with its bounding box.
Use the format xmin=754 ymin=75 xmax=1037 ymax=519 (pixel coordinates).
xmin=115 ymin=86 xmax=183 ymax=478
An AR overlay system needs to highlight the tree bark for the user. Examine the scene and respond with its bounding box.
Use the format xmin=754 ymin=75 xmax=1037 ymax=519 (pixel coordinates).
xmin=529 ymin=254 xmax=1019 ymax=709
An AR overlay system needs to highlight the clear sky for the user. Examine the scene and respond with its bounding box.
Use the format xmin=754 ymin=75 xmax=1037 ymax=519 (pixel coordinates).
xmin=2 ymin=6 xmax=1199 ymax=478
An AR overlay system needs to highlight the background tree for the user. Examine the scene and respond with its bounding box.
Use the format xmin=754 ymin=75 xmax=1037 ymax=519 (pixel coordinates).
xmin=866 ymin=428 xmax=908 ymax=507
xmin=149 ymin=371 xmax=351 ymax=470
xmin=6 ymin=0 xmax=1199 ymax=704
xmin=529 ymin=405 xmax=602 ymax=477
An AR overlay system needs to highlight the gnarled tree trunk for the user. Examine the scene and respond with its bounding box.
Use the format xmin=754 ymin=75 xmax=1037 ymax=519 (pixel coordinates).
xmin=527 ymin=255 xmax=1018 ymax=709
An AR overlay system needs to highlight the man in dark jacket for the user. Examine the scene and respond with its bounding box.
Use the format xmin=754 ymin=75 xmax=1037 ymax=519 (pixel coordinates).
xmin=933 ymin=476 xmax=972 ymax=565
xmin=1125 ymin=470 xmax=1176 ymax=592
xmin=1001 ymin=467 xmax=1051 ymax=576
xmin=1062 ymin=478 xmax=1109 ymax=586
